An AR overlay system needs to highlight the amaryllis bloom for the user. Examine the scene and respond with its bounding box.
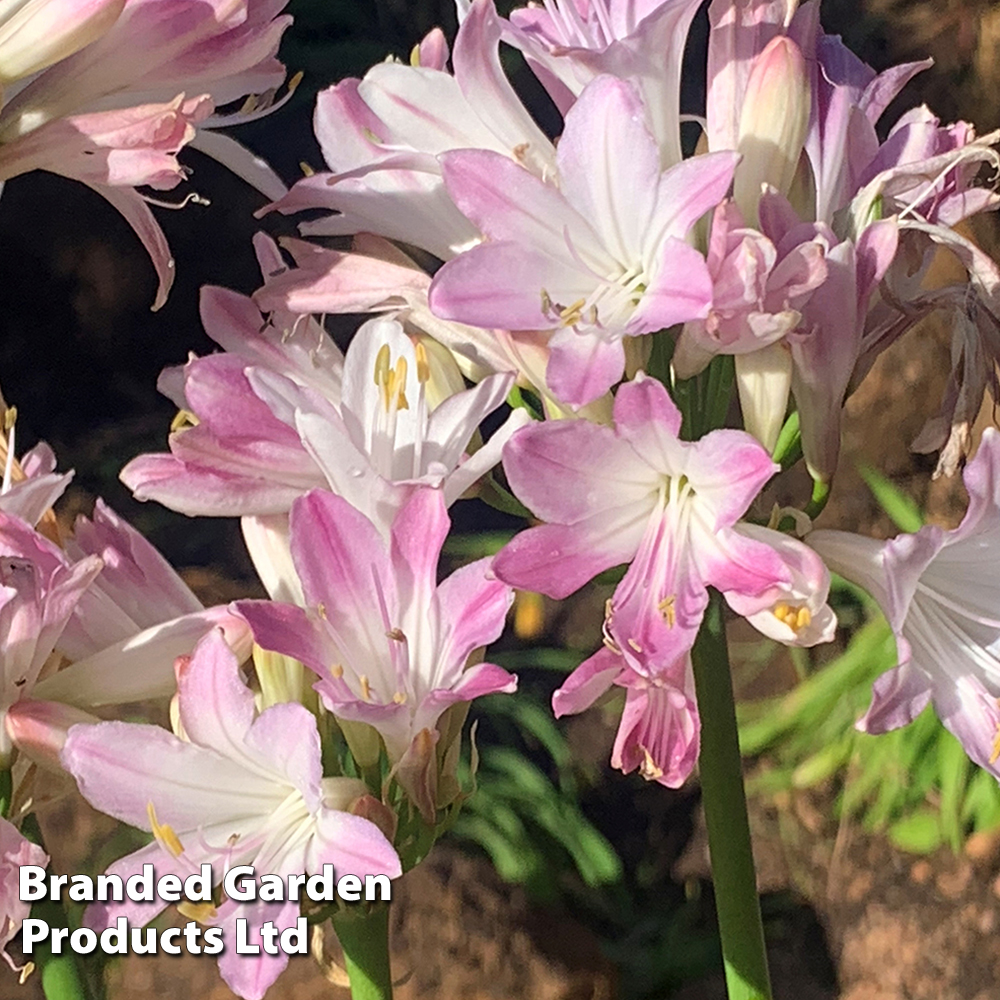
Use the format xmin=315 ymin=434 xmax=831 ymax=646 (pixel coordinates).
xmin=267 ymin=0 xmax=554 ymax=261
xmin=0 ymin=0 xmax=292 ymax=307
xmin=123 ymin=293 xmax=525 ymax=534
xmin=501 ymin=0 xmax=701 ymax=167
xmin=429 ymin=76 xmax=737 ymax=406
xmin=236 ymin=488 xmax=516 ymax=768
xmin=61 ymin=630 xmax=401 ymax=1000
xmin=0 ymin=815 xmax=47 ymax=972
xmin=496 ymin=374 xmax=834 ymax=663
xmin=0 ymin=0 xmax=122 ymax=87
xmin=0 ymin=523 xmax=101 ymax=764
xmin=809 ymin=428 xmax=1000 ymax=778
xmin=0 ymin=507 xmax=249 ymax=711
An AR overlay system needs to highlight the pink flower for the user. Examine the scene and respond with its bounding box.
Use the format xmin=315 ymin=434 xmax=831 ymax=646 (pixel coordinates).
xmin=0 ymin=0 xmax=292 ymax=307
xmin=122 ymin=290 xmax=525 ymax=534
xmin=494 ymin=374 xmax=836 ymax=782
xmin=0 ymin=520 xmax=101 ymax=763
xmin=0 ymin=816 xmax=47 ymax=972
xmin=429 ymin=76 xmax=736 ymax=406
xmin=502 ymin=0 xmax=702 ymax=166
xmin=236 ymin=488 xmax=516 ymax=764
xmin=61 ymin=629 xmax=400 ymax=1000
xmin=809 ymin=428 xmax=1000 ymax=778
xmin=266 ymin=0 xmax=553 ymax=261
xmin=0 ymin=507 xmax=249 ymax=714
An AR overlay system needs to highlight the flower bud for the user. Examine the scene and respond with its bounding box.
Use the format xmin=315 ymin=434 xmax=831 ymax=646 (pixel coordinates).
xmin=5 ymin=699 xmax=99 ymax=771
xmin=734 ymin=36 xmax=810 ymax=226
xmin=0 ymin=0 xmax=124 ymax=86
xmin=735 ymin=341 xmax=793 ymax=452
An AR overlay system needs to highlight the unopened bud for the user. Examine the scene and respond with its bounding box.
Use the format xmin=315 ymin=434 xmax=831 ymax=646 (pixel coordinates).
xmin=734 ymin=36 xmax=810 ymax=226
xmin=0 ymin=0 xmax=124 ymax=85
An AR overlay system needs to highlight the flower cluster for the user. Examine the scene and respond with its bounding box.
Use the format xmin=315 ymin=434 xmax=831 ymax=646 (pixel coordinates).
xmin=2 ymin=0 xmax=1000 ymax=997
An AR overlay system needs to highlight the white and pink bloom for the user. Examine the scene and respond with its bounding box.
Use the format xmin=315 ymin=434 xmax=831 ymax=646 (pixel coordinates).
xmin=0 ymin=517 xmax=102 ymax=764
xmin=236 ymin=487 xmax=516 ymax=769
xmin=267 ymin=0 xmax=554 ymax=261
xmin=494 ymin=374 xmax=834 ymax=782
xmin=501 ymin=0 xmax=702 ymax=168
xmin=429 ymin=76 xmax=737 ymax=407
xmin=0 ymin=0 xmax=293 ymax=307
xmin=0 ymin=409 xmax=71 ymax=528
xmin=0 ymin=815 xmax=47 ymax=972
xmin=809 ymin=428 xmax=1000 ymax=778
xmin=59 ymin=629 xmax=400 ymax=1000
xmin=122 ymin=290 xmax=525 ymax=534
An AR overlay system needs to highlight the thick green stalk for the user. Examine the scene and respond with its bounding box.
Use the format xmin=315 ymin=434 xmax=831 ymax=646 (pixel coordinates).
xmin=331 ymin=905 xmax=393 ymax=1000
xmin=692 ymin=592 xmax=773 ymax=1000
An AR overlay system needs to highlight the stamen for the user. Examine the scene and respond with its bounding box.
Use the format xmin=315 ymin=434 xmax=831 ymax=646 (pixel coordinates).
xmin=658 ymin=596 xmax=676 ymax=628
xmin=316 ymin=602 xmax=328 ymax=620
xmin=627 ymin=638 xmax=643 ymax=653
xmin=773 ymin=602 xmax=812 ymax=633
xmin=170 ymin=409 xmax=199 ymax=432
xmin=386 ymin=628 xmax=405 ymax=642
xmin=414 ymin=341 xmax=431 ymax=384
xmin=147 ymin=802 xmax=184 ymax=858
xmin=638 ymin=746 xmax=663 ymax=781
xmin=392 ymin=691 xmax=407 ymax=705
xmin=178 ymin=901 xmax=218 ymax=924
xmin=329 ymin=663 xmax=344 ymax=679
xmin=359 ymin=675 xmax=372 ymax=701
xmin=991 ymin=719 xmax=1000 ymax=765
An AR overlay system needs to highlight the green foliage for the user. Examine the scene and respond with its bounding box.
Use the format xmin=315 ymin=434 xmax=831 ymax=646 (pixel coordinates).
xmin=857 ymin=463 xmax=924 ymax=532
xmin=740 ymin=611 xmax=1000 ymax=854
xmin=451 ymin=692 xmax=622 ymax=901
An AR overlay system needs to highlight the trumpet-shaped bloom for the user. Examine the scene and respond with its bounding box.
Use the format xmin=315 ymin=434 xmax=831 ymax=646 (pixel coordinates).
xmin=236 ymin=488 xmax=516 ymax=764
xmin=0 ymin=815 xmax=47 ymax=971
xmin=495 ymin=375 xmax=816 ymax=662
xmin=0 ymin=0 xmax=292 ymax=307
xmin=61 ymin=630 xmax=401 ymax=1000
xmin=809 ymin=428 xmax=1000 ymax=777
xmin=0 ymin=523 xmax=101 ymax=763
xmin=123 ymin=295 xmax=525 ymax=534
xmin=267 ymin=0 xmax=554 ymax=261
xmin=429 ymin=76 xmax=737 ymax=406
xmin=502 ymin=0 xmax=702 ymax=167
xmin=0 ymin=507 xmax=249 ymax=710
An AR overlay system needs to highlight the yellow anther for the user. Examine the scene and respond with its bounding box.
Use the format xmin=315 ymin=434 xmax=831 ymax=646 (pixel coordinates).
xmin=316 ymin=602 xmax=328 ymax=620
xmin=773 ymin=602 xmax=811 ymax=633
xmin=409 ymin=42 xmax=421 ymax=66
xmin=658 ymin=596 xmax=676 ymax=628
xmin=513 ymin=142 xmax=529 ymax=163
xmin=3 ymin=407 xmax=15 ymax=433
xmin=385 ymin=628 xmax=405 ymax=642
xmin=178 ymin=901 xmax=218 ymax=925
xmin=414 ymin=340 xmax=431 ymax=385
xmin=329 ymin=663 xmax=344 ymax=679
xmin=18 ymin=961 xmax=35 ymax=985
xmin=170 ymin=408 xmax=199 ymax=433
xmin=147 ymin=802 xmax=184 ymax=859
xmin=627 ymin=638 xmax=643 ymax=653
xmin=359 ymin=675 xmax=371 ymax=701
xmin=288 ymin=71 xmax=304 ymax=93
xmin=299 ymin=161 xmax=315 ymax=178
xmin=559 ymin=298 xmax=587 ymax=327
xmin=541 ymin=289 xmax=554 ymax=315
xmin=239 ymin=94 xmax=258 ymax=116
xmin=392 ymin=691 xmax=407 ymax=705
xmin=638 ymin=746 xmax=663 ymax=781
xmin=373 ymin=343 xmax=391 ymax=386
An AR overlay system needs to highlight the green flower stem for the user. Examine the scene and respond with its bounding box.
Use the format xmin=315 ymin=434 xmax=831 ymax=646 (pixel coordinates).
xmin=331 ymin=904 xmax=393 ymax=1000
xmin=692 ymin=591 xmax=773 ymax=1000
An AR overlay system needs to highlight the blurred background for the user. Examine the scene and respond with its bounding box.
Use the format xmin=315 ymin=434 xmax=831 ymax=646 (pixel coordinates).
xmin=5 ymin=1 xmax=1000 ymax=997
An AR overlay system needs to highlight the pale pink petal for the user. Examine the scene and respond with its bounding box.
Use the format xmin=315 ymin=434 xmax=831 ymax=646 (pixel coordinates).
xmin=552 ymin=647 xmax=623 ymax=717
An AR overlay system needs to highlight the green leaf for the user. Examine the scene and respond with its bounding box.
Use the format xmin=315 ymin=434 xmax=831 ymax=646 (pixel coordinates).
xmin=888 ymin=809 xmax=943 ymax=854
xmin=857 ymin=463 xmax=923 ymax=533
